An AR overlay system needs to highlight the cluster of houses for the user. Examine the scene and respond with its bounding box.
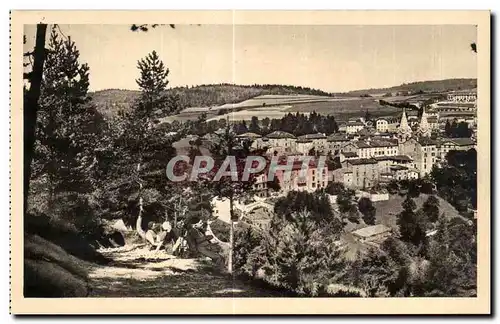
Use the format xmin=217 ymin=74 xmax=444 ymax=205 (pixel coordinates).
xmin=235 ymin=103 xmax=475 ymax=195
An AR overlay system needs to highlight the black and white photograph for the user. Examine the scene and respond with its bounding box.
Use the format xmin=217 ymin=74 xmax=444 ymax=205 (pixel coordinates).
xmin=10 ymin=10 xmax=491 ymax=315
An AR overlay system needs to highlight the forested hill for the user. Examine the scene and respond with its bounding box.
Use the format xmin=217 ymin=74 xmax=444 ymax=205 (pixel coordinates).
xmin=343 ymin=78 xmax=477 ymax=96
xmin=91 ymin=84 xmax=335 ymax=117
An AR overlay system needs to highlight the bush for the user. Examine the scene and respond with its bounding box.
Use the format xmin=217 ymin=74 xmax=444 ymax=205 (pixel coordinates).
xmin=237 ymin=210 xmax=345 ymax=296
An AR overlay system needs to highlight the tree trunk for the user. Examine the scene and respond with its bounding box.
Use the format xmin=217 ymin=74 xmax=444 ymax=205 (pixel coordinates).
xmin=136 ymin=197 xmax=146 ymax=239
xmin=135 ymin=162 xmax=146 ymax=240
xmin=228 ymin=195 xmax=235 ymax=274
xmin=24 ymin=24 xmax=48 ymax=216
xmin=228 ymin=220 xmax=234 ymax=274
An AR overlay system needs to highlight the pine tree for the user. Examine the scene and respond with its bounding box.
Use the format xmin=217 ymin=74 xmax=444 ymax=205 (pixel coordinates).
xmin=204 ymin=124 xmax=258 ymax=272
xmin=30 ymin=27 xmax=104 ymax=236
xmin=100 ymin=51 xmax=181 ymax=233
xmin=33 ymin=28 xmax=103 ymax=209
xmin=135 ymin=50 xmax=177 ymax=118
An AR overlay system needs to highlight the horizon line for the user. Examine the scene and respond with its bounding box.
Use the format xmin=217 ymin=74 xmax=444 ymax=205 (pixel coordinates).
xmin=89 ymin=77 xmax=478 ymax=94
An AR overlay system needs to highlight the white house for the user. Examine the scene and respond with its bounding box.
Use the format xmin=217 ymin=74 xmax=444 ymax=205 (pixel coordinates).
xmin=345 ymin=121 xmax=365 ymax=134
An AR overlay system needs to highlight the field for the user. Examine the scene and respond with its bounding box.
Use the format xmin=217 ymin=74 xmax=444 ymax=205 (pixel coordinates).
xmin=156 ymin=80 xmax=476 ymax=124
xmin=285 ymin=98 xmax=402 ymax=119
xmin=162 ymin=95 xmax=405 ymax=123
xmin=181 ymin=94 xmax=334 ymax=114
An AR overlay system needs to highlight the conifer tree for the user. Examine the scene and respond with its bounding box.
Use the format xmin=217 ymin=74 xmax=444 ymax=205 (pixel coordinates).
xmin=107 ymin=50 xmax=181 ymax=234
xmin=31 ymin=27 xmax=104 ymax=235
xmin=135 ymin=50 xmax=178 ymax=118
xmin=33 ymin=28 xmax=103 ymax=210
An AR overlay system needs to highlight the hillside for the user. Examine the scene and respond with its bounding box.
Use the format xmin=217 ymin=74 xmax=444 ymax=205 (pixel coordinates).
xmin=343 ymin=78 xmax=477 ymax=96
xmin=91 ymin=84 xmax=335 ymax=118
xmin=91 ymin=79 xmax=476 ymax=121
xmin=374 ymin=193 xmax=464 ymax=230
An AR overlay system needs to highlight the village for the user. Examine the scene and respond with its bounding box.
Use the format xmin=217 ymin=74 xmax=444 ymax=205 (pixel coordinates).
xmin=20 ymin=22 xmax=480 ymax=300
xmin=161 ymin=89 xmax=478 ymax=249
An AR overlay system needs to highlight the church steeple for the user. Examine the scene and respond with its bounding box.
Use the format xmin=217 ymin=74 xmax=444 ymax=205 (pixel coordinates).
xmin=398 ymin=108 xmax=412 ymax=142
xmin=418 ymin=106 xmax=431 ymax=138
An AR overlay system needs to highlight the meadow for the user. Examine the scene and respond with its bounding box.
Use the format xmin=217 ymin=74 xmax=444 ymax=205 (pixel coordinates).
xmin=164 ymin=95 xmax=404 ymax=123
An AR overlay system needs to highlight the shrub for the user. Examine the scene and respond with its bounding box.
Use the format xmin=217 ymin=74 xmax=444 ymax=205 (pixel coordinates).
xmin=240 ymin=210 xmax=345 ymax=296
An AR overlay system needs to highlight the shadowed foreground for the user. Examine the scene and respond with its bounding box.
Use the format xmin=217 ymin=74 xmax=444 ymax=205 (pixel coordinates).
xmin=89 ymin=245 xmax=287 ymax=297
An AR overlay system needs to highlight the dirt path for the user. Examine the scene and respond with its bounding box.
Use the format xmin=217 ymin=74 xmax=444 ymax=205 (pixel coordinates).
xmin=88 ymin=245 xmax=285 ymax=297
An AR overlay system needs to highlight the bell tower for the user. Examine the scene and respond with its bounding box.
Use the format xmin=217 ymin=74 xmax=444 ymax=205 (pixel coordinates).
xmin=397 ymin=108 xmax=412 ymax=143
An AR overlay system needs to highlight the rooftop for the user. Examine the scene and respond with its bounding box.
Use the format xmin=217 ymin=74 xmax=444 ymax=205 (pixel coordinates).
xmin=448 ymin=88 xmax=477 ymax=95
xmin=347 ymin=121 xmax=365 ymax=127
xmin=440 ymin=137 xmax=475 ymax=146
xmin=266 ymin=131 xmax=296 ymax=139
xmin=297 ymin=133 xmax=327 ymax=141
xmin=347 ymin=158 xmax=378 ymax=165
xmin=436 ymin=102 xmax=476 ymax=108
xmin=352 ymin=224 xmax=392 ymax=238
xmin=327 ymin=134 xmax=350 ymax=142
xmin=357 ymin=128 xmax=376 ymax=136
xmin=356 ymin=139 xmax=398 ymax=149
xmin=342 ymin=152 xmax=358 ymax=158
xmin=374 ymin=155 xmax=412 ymax=162
xmin=271 ymin=158 xmax=324 ymax=171
xmin=237 ymin=132 xmax=262 ymax=139
xmin=376 ymin=117 xmax=398 ymax=123
xmin=418 ymin=137 xmax=438 ymax=146
xmin=390 ymin=155 xmax=413 ymax=162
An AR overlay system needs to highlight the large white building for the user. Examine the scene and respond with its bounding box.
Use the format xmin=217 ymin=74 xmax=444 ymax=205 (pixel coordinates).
xmin=265 ymin=131 xmax=297 ymax=154
xmin=296 ymin=133 xmax=328 ymax=155
xmin=345 ymin=121 xmax=365 ymax=134
xmin=447 ymin=90 xmax=477 ymax=103
xmin=375 ymin=117 xmax=398 ymax=133
xmin=348 ymin=138 xmax=399 ymax=159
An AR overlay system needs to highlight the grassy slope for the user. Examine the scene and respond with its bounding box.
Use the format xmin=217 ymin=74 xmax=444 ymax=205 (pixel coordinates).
xmin=374 ymin=194 xmax=463 ymax=229
xmin=340 ymin=193 xmax=463 ymax=261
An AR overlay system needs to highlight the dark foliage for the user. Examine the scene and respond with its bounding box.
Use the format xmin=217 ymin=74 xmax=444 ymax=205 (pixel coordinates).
xmin=444 ymin=120 xmax=473 ymax=138
xmin=358 ymin=197 xmax=376 ymax=225
xmin=274 ymin=191 xmax=341 ymax=230
xmin=397 ymin=196 xmax=427 ymax=247
xmin=431 ymin=149 xmax=477 ymax=214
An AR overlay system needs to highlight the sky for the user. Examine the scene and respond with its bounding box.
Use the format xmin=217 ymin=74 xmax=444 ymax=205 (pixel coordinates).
xmin=24 ymin=24 xmax=477 ymax=93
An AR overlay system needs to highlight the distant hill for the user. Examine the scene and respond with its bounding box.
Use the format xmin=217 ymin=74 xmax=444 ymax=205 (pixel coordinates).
xmin=91 ymin=79 xmax=477 ymax=119
xmin=90 ymin=84 xmax=335 ymax=118
xmin=343 ymin=78 xmax=477 ymax=96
